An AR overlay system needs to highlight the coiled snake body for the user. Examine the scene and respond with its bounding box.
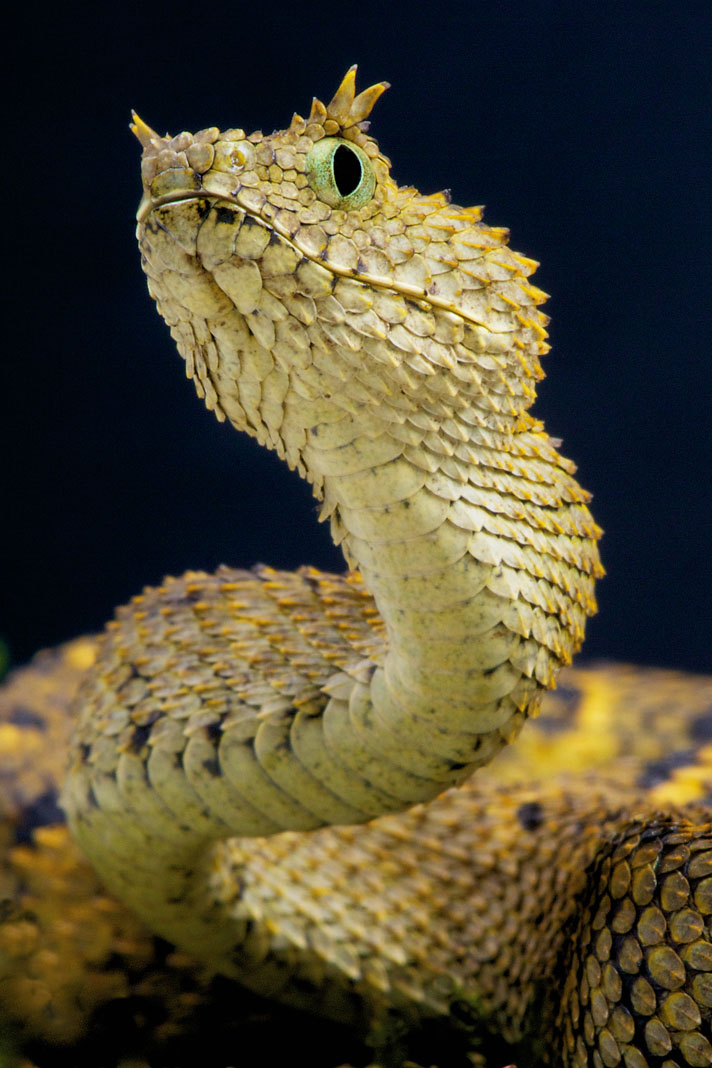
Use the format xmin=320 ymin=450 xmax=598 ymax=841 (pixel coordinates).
xmin=1 ymin=70 xmax=711 ymax=1067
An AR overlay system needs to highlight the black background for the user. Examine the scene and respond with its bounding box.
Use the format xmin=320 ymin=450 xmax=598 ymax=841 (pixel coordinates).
xmin=3 ymin=1 xmax=711 ymax=673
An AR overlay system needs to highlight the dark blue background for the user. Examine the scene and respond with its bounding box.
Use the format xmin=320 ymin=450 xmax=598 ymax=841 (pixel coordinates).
xmin=4 ymin=1 xmax=711 ymax=673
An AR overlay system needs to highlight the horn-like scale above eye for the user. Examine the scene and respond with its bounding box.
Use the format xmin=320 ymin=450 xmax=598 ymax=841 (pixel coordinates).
xmin=305 ymin=137 xmax=376 ymax=210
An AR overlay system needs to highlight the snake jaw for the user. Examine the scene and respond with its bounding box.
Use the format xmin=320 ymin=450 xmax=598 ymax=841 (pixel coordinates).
xmin=135 ymin=188 xmax=207 ymax=223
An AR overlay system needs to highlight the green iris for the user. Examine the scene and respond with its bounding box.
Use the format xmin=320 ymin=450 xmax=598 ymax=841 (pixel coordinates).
xmin=305 ymin=137 xmax=376 ymax=210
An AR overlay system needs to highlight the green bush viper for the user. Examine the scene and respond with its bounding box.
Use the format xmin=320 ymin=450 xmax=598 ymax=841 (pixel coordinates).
xmin=1 ymin=69 xmax=710 ymax=1068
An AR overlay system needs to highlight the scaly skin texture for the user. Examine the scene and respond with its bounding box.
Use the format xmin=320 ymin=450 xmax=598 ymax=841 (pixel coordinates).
xmin=2 ymin=645 xmax=712 ymax=1066
xmin=2 ymin=71 xmax=711 ymax=1066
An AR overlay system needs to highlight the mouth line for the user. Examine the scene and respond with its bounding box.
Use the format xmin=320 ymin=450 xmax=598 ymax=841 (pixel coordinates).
xmin=136 ymin=188 xmax=215 ymax=224
xmin=137 ymin=189 xmax=516 ymax=340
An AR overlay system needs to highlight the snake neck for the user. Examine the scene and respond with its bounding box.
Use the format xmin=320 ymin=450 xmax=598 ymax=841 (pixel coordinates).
xmin=282 ymin=367 xmax=599 ymax=796
xmin=304 ymin=434 xmax=526 ymax=781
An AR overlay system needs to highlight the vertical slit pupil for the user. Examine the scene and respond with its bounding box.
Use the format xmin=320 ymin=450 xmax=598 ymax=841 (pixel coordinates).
xmin=332 ymin=145 xmax=362 ymax=197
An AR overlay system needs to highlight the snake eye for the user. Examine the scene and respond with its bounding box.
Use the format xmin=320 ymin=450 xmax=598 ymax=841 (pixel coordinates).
xmin=305 ymin=137 xmax=376 ymax=210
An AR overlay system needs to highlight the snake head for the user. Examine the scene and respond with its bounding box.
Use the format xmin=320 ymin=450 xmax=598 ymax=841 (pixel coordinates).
xmin=132 ymin=65 xmax=395 ymax=241
xmin=131 ymin=68 xmax=553 ymax=470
